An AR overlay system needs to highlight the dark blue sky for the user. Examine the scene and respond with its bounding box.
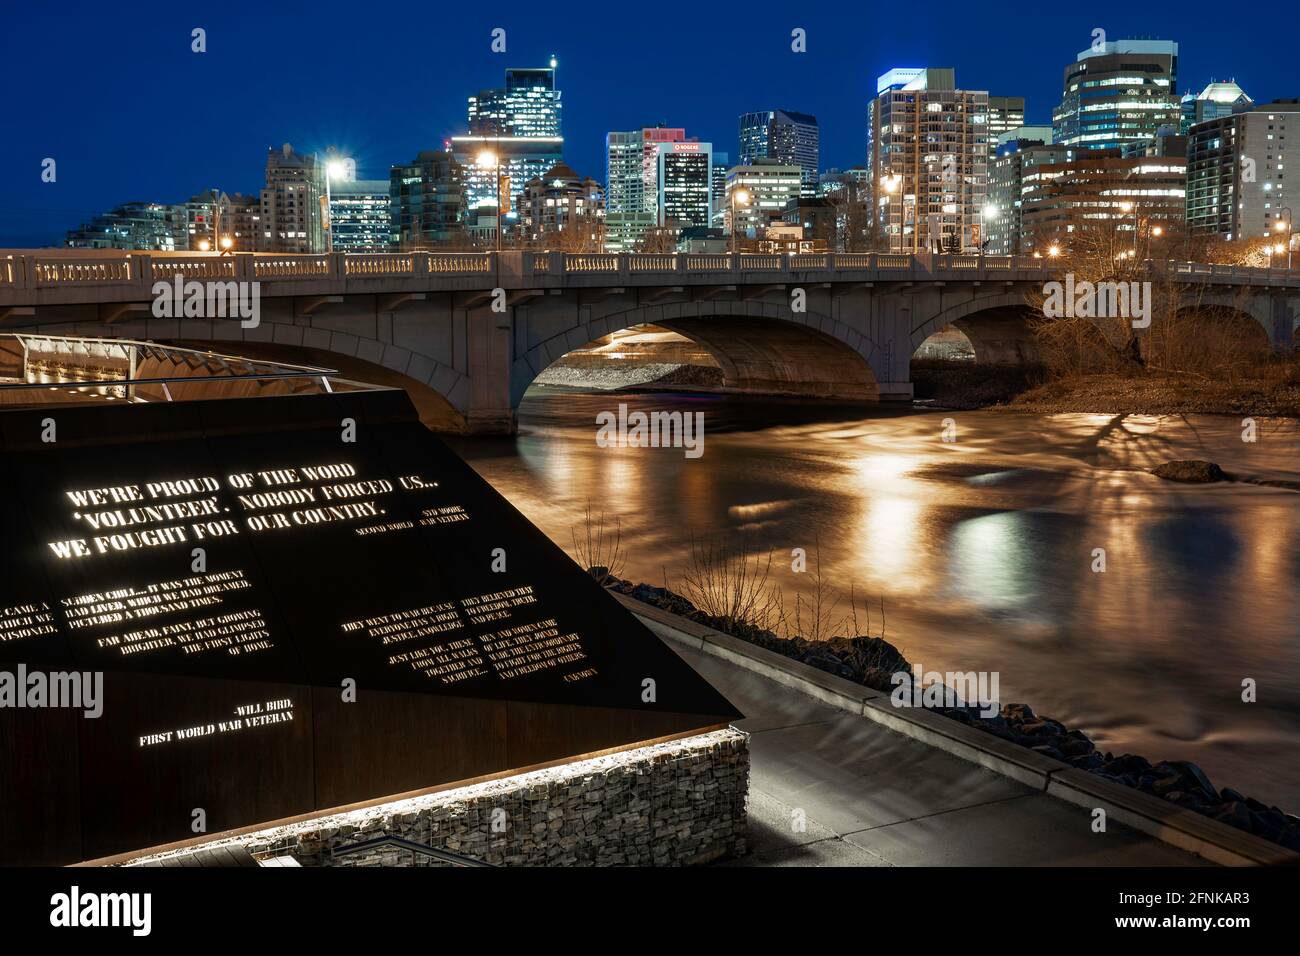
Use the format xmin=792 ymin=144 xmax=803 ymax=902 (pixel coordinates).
xmin=2 ymin=0 xmax=1296 ymax=246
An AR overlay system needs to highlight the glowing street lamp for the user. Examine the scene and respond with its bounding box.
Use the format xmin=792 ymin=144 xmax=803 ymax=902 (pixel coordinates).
xmin=879 ymin=175 xmax=906 ymax=253
xmin=730 ymin=187 xmax=751 ymax=255
xmin=1277 ymin=207 xmax=1294 ymax=269
xmin=1048 ymin=244 xmax=1061 ymax=258
xmin=476 ymin=150 xmax=508 ymax=252
xmin=979 ymin=204 xmax=998 ymax=259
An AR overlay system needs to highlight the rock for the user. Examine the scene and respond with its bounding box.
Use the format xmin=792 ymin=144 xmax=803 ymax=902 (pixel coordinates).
xmin=1150 ymin=459 xmax=1227 ymax=483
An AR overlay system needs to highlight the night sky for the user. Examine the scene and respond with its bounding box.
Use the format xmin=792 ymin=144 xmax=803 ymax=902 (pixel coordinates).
xmin=1 ymin=0 xmax=1296 ymax=246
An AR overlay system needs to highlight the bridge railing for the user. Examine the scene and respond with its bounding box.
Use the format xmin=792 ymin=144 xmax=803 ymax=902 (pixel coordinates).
xmin=32 ymin=257 xmax=134 ymax=286
xmin=2 ymin=251 xmax=1299 ymax=298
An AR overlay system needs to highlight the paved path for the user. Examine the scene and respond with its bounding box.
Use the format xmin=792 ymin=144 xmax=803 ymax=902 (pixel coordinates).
xmin=670 ymin=642 xmax=1207 ymax=867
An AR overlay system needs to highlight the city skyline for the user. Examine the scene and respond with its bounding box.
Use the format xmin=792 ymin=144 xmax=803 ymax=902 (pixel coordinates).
xmin=2 ymin=1 xmax=1297 ymax=246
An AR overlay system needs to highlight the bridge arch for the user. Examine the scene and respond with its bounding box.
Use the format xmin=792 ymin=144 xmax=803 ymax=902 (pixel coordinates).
xmin=910 ymin=294 xmax=1042 ymax=365
xmin=512 ymin=299 xmax=882 ymax=407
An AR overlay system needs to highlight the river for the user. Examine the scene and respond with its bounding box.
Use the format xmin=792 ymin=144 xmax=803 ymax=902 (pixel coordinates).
xmin=448 ymin=387 xmax=1300 ymax=811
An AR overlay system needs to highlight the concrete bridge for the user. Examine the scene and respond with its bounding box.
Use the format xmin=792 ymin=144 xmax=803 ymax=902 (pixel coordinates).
xmin=2 ymin=250 xmax=1297 ymax=433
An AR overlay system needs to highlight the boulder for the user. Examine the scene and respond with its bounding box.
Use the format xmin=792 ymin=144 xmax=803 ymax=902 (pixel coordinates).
xmin=1150 ymin=459 xmax=1227 ymax=483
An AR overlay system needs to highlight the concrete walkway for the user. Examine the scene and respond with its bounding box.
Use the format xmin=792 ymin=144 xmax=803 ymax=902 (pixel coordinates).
xmin=670 ymin=642 xmax=1207 ymax=867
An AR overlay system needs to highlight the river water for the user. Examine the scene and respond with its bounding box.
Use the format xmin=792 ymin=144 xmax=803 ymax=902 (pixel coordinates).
xmin=449 ymin=388 xmax=1300 ymax=811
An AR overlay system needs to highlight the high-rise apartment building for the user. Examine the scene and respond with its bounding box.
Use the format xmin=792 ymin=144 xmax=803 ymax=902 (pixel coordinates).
xmin=184 ymin=190 xmax=260 ymax=251
xmin=518 ymin=161 xmax=604 ymax=245
xmin=66 ymin=202 xmax=183 ymax=251
xmin=738 ymin=110 xmax=819 ymax=194
xmin=867 ymin=67 xmax=990 ymax=253
xmin=724 ymin=159 xmax=802 ymax=236
xmin=389 ymin=150 xmax=467 ymax=247
xmin=1052 ymin=39 xmax=1180 ymax=150
xmin=1180 ymin=80 xmax=1252 ymax=133
xmin=986 ymin=96 xmax=1026 ymax=144
xmin=329 ymin=180 xmax=392 ymax=252
xmin=658 ymin=142 xmax=714 ymax=228
xmin=260 ymin=144 xmax=325 ymax=253
xmin=1187 ymin=100 xmax=1299 ymax=241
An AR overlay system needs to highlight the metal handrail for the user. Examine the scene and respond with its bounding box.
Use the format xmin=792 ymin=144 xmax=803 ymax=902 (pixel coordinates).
xmin=0 ymin=370 xmax=341 ymax=391
xmin=330 ymin=834 xmax=495 ymax=867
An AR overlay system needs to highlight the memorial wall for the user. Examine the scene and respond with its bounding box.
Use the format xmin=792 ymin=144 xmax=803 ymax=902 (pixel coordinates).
xmin=0 ymin=390 xmax=741 ymax=865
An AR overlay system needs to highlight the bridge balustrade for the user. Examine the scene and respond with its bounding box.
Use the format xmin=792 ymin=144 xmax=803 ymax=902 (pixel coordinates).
xmin=252 ymin=257 xmax=331 ymax=279
xmin=33 ymin=258 xmax=133 ymax=286
xmin=151 ymin=257 xmax=238 ymax=281
xmin=345 ymin=254 xmax=416 ymax=277
xmin=428 ymin=253 xmax=490 ymax=274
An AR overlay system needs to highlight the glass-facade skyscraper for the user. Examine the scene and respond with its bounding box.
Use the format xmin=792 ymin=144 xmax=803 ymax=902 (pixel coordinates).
xmin=657 ymin=142 xmax=713 ymax=228
xmin=738 ymin=110 xmax=819 ymax=195
xmin=329 ymin=180 xmax=392 ymax=252
xmin=1051 ymin=39 xmax=1180 ymax=150
xmin=458 ymin=63 xmax=564 ymax=217
xmin=1180 ymin=80 xmax=1252 ymax=133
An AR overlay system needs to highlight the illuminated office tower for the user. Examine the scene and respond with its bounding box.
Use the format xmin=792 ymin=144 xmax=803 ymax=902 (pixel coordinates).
xmin=328 ymin=180 xmax=392 ymax=252
xmin=1051 ymin=39 xmax=1180 ymax=150
xmin=1019 ymin=147 xmax=1186 ymax=253
xmin=711 ymin=151 xmax=730 ymax=227
xmin=658 ymin=142 xmax=713 ymax=228
xmin=458 ymin=62 xmax=565 ymax=217
xmin=986 ymin=96 xmax=1026 ymax=144
xmin=867 ymin=68 xmax=990 ymax=253
xmin=739 ymin=109 xmax=819 ymax=195
xmin=605 ymin=127 xmax=690 ymax=250
xmin=1180 ymin=80 xmax=1252 ymax=133
xmin=389 ymin=150 xmax=467 ymax=247
xmin=724 ymin=159 xmax=802 ymax=236
xmin=987 ymin=137 xmax=1071 ymax=255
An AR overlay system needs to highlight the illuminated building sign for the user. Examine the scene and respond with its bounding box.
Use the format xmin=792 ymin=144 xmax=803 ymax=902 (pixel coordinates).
xmin=0 ymin=391 xmax=740 ymax=865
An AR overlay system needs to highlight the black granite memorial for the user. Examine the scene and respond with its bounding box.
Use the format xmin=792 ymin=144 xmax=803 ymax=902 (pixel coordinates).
xmin=0 ymin=390 xmax=741 ymax=865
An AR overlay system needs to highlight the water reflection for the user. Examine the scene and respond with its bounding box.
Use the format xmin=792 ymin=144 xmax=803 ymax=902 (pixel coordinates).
xmin=451 ymin=390 xmax=1300 ymax=810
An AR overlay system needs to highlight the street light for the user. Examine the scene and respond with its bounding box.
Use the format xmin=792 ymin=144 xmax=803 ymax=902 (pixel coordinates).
xmin=730 ymin=188 xmax=751 ymax=255
xmin=881 ymin=175 xmax=902 ymax=253
xmin=1118 ymin=200 xmax=1138 ymax=257
xmin=980 ymin=204 xmax=998 ymax=260
xmin=1048 ymin=244 xmax=1061 ymax=258
xmin=1277 ymin=207 xmax=1294 ymax=269
xmin=321 ymin=150 xmax=352 ymax=254
xmin=477 ymin=149 xmax=507 ymax=253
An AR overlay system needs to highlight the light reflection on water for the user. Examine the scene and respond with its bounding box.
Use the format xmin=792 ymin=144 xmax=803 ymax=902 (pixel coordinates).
xmin=449 ymin=389 xmax=1300 ymax=810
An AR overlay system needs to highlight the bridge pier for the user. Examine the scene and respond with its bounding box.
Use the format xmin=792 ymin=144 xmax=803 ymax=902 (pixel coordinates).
xmin=1271 ymin=293 xmax=1298 ymax=350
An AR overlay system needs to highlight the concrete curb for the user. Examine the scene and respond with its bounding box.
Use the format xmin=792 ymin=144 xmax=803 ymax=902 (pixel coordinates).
xmin=620 ymin=593 xmax=1300 ymax=867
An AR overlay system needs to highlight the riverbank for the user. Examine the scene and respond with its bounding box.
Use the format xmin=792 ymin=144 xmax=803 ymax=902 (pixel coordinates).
xmin=1005 ymin=370 xmax=1300 ymax=417
xmin=605 ymin=575 xmax=1300 ymax=853
xmin=912 ymin=360 xmax=1300 ymax=417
